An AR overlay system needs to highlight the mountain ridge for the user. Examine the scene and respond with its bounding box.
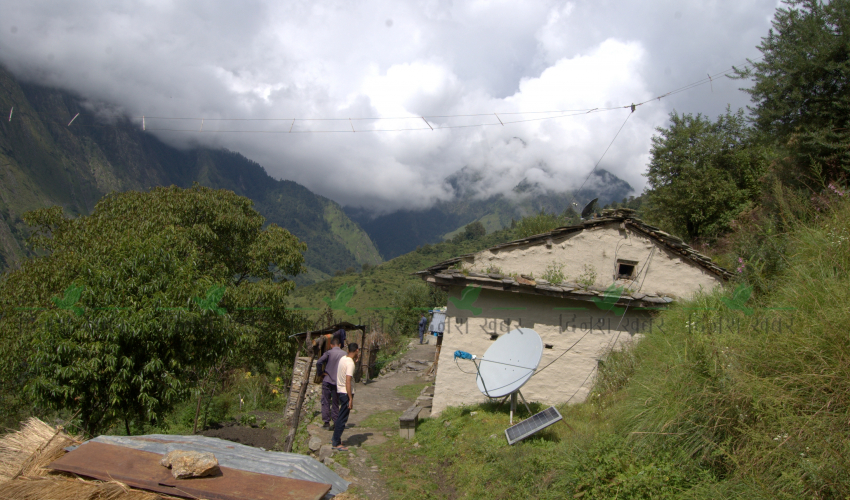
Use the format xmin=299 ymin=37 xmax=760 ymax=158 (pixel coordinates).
xmin=345 ymin=169 xmax=634 ymax=259
xmin=0 ymin=65 xmax=381 ymax=283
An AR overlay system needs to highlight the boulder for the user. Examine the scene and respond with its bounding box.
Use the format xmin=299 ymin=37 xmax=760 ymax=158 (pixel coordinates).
xmin=308 ymin=436 xmax=323 ymax=452
xmin=160 ymin=450 xmax=220 ymax=479
xmin=318 ymin=444 xmax=334 ymax=462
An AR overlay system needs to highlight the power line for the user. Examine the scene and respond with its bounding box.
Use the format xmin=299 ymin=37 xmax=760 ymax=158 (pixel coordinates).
xmin=136 ymin=108 xmax=624 ymax=134
xmin=115 ymin=57 xmax=759 ymax=134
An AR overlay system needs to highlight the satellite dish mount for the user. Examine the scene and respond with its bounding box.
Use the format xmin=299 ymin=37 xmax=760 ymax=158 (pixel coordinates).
xmin=475 ymin=328 xmax=543 ymax=424
xmin=455 ymin=328 xmax=566 ymax=444
xmin=580 ymin=198 xmax=599 ymax=220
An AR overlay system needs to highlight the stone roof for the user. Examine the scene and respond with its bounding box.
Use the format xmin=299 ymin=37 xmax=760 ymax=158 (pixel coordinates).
xmin=414 ymin=208 xmax=732 ymax=307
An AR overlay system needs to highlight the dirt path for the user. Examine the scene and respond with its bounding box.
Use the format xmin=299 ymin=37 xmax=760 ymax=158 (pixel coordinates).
xmin=304 ymin=340 xmax=437 ymax=499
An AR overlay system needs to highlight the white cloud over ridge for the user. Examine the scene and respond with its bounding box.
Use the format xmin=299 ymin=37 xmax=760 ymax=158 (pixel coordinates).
xmin=0 ymin=0 xmax=777 ymax=213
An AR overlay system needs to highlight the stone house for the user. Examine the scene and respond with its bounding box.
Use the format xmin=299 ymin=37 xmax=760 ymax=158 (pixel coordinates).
xmin=416 ymin=208 xmax=732 ymax=416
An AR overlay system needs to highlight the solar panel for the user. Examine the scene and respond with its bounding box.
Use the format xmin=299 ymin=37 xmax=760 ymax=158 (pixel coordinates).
xmin=504 ymin=406 xmax=563 ymax=445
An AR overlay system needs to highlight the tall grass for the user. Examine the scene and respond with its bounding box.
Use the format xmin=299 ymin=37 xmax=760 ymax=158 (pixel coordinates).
xmin=374 ymin=189 xmax=850 ymax=499
xmin=599 ymin=189 xmax=850 ymax=497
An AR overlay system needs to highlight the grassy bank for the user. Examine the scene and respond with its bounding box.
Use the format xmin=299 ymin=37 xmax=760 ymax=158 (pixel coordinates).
xmin=372 ymin=193 xmax=850 ymax=499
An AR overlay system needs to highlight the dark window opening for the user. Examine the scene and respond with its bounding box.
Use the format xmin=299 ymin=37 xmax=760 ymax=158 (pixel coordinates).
xmin=617 ymin=260 xmax=637 ymax=279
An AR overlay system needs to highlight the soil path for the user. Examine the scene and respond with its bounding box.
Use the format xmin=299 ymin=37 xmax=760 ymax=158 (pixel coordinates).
xmin=305 ymin=340 xmax=437 ymax=499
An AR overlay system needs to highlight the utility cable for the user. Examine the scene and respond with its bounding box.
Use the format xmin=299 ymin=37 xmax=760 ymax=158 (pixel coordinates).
xmin=65 ymin=56 xmax=761 ymax=134
xmin=565 ymin=365 xmax=597 ymax=404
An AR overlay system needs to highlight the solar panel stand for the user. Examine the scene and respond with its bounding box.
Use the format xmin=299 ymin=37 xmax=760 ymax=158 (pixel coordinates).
xmin=509 ymin=390 xmax=533 ymax=425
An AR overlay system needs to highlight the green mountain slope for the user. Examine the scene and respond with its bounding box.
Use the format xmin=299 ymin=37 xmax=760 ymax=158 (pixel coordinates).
xmin=346 ymin=170 xmax=634 ymax=259
xmin=0 ymin=66 xmax=381 ymax=282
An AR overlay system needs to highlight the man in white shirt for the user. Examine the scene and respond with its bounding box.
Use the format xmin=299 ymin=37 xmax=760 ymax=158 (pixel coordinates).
xmin=332 ymin=343 xmax=360 ymax=451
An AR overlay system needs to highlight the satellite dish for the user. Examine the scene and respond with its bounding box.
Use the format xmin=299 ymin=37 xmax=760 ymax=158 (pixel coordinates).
xmin=580 ymin=198 xmax=598 ymax=219
xmin=476 ymin=328 xmax=543 ymax=398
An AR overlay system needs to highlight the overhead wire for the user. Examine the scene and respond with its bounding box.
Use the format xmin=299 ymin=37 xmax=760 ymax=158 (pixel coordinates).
xmin=104 ymin=56 xmax=761 ymax=134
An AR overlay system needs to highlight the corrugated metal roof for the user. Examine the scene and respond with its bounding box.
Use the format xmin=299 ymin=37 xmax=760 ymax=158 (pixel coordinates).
xmin=88 ymin=434 xmax=349 ymax=496
xmin=50 ymin=441 xmax=331 ymax=500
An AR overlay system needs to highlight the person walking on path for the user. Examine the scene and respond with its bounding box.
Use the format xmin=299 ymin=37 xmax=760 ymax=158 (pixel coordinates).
xmin=418 ymin=313 xmax=429 ymax=344
xmin=316 ymin=337 xmax=346 ymax=429
xmin=332 ymin=343 xmax=360 ymax=451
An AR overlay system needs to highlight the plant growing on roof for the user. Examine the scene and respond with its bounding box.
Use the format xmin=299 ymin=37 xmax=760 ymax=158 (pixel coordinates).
xmin=484 ymin=265 xmax=503 ymax=275
xmin=577 ymin=264 xmax=598 ymax=287
xmin=541 ymin=262 xmax=566 ymax=284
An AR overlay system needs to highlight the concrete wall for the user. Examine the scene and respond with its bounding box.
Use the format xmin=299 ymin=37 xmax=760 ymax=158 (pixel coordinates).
xmin=431 ymin=288 xmax=655 ymax=416
xmin=466 ymin=223 xmax=721 ymax=300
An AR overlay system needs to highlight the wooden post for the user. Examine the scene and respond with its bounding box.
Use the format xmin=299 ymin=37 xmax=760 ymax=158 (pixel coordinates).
xmin=360 ymin=342 xmax=371 ymax=384
xmin=426 ymin=334 xmax=442 ymax=376
xmin=283 ymin=330 xmax=314 ymax=452
xmin=192 ymin=392 xmax=202 ymax=434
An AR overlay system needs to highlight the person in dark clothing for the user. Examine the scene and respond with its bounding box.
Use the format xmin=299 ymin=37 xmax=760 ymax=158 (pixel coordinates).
xmin=418 ymin=313 xmax=428 ymax=344
xmin=316 ymin=337 xmax=346 ymax=429
xmin=332 ymin=328 xmax=346 ymax=348
xmin=332 ymin=343 xmax=360 ymax=451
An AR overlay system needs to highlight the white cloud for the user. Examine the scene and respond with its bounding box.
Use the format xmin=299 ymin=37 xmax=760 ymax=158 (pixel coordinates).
xmin=0 ymin=0 xmax=778 ymax=212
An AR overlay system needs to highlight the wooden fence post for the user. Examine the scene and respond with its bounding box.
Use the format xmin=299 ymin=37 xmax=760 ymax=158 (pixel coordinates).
xmin=283 ymin=330 xmax=313 ymax=452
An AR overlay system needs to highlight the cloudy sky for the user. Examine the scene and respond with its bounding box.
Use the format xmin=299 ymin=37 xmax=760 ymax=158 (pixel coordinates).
xmin=0 ymin=0 xmax=779 ymax=213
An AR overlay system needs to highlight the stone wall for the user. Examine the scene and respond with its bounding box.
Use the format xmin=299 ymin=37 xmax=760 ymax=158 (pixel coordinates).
xmin=431 ymin=288 xmax=652 ymax=416
xmin=284 ymin=357 xmax=321 ymax=424
xmin=466 ymin=223 xmax=721 ymax=300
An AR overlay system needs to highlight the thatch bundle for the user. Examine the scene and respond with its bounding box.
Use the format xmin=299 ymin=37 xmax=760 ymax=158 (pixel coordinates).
xmin=0 ymin=476 xmax=161 ymax=500
xmin=0 ymin=417 xmax=81 ymax=481
xmin=0 ymin=418 xmax=175 ymax=500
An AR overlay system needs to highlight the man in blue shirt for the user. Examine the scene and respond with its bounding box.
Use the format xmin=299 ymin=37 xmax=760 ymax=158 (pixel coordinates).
xmin=418 ymin=313 xmax=428 ymax=344
xmin=316 ymin=337 xmax=346 ymax=429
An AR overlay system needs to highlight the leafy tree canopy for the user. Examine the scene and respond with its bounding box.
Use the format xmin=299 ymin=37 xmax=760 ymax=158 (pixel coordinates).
xmin=452 ymin=221 xmax=487 ymax=243
xmin=514 ymin=210 xmax=574 ymax=238
xmin=736 ymin=0 xmax=850 ymax=181
xmin=643 ymin=109 xmax=772 ymax=240
xmin=0 ymin=184 xmax=307 ymax=434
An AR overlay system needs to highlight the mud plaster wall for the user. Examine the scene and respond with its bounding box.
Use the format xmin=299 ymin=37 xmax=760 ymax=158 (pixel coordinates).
xmin=431 ymin=288 xmax=654 ymax=417
xmin=466 ymin=223 xmax=722 ymax=300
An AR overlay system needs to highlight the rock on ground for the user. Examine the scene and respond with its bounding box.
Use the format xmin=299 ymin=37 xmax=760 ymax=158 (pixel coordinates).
xmin=160 ymin=450 xmax=220 ymax=479
xmin=308 ymin=435 xmax=323 ymax=452
xmin=318 ymin=444 xmax=334 ymax=462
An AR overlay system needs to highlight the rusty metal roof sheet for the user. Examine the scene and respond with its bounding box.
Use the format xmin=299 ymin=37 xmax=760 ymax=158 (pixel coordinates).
xmin=49 ymin=441 xmax=331 ymax=500
xmin=86 ymin=434 xmax=349 ymax=496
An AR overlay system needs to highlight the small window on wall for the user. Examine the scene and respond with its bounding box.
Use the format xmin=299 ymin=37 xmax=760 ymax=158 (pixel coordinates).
xmin=617 ymin=259 xmax=638 ymax=279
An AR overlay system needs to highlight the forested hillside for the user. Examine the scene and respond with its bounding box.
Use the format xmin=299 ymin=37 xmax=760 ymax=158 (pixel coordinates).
xmin=346 ymin=168 xmax=634 ymax=259
xmin=0 ymin=66 xmax=381 ymax=282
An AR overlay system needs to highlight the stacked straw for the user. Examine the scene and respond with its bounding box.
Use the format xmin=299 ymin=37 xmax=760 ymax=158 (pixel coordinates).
xmin=0 ymin=418 xmax=172 ymax=500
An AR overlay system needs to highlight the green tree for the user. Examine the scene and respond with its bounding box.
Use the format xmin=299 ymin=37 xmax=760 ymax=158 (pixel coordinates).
xmin=0 ymin=184 xmax=307 ymax=434
xmin=390 ymin=282 xmax=447 ymax=337
xmin=735 ymin=0 xmax=850 ymax=183
xmin=514 ymin=210 xmax=567 ymax=238
xmin=452 ymin=221 xmax=487 ymax=243
xmin=562 ymin=206 xmax=580 ymax=225
xmin=642 ymin=109 xmax=771 ymax=240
